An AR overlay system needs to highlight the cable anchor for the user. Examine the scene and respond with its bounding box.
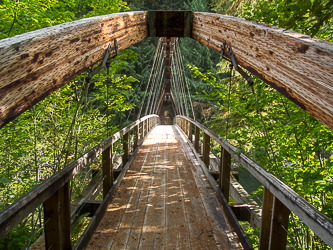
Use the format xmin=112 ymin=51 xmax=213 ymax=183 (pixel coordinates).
xmin=228 ymin=46 xmax=253 ymax=87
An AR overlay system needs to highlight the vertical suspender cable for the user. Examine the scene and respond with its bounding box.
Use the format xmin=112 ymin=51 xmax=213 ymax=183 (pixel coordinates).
xmin=174 ymin=44 xmax=189 ymax=116
xmin=176 ymin=39 xmax=195 ymax=120
xmin=153 ymin=68 xmax=165 ymax=113
xmin=127 ymin=45 xmax=156 ymax=122
xmin=145 ymin=44 xmax=164 ymax=116
xmin=172 ymin=59 xmax=184 ymax=115
xmin=137 ymin=38 xmax=162 ymax=119
xmin=149 ymin=58 xmax=164 ymax=114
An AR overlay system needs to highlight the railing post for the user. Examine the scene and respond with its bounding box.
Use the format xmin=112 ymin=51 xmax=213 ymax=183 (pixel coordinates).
xmin=189 ymin=122 xmax=193 ymax=142
xmin=44 ymin=181 xmax=72 ymax=250
xmin=145 ymin=119 xmax=148 ymax=136
xmin=219 ymin=147 xmax=231 ymax=202
xmin=123 ymin=132 xmax=129 ymax=166
xmin=134 ymin=125 xmax=138 ymax=150
xmin=195 ymin=126 xmax=200 ymax=152
xmin=269 ymin=196 xmax=290 ymax=250
xmin=185 ymin=120 xmax=189 ymax=137
xmin=203 ymin=133 xmax=210 ymax=168
xmin=103 ymin=144 xmax=113 ymax=198
xmin=140 ymin=122 xmax=143 ymax=142
xmin=259 ymin=187 xmax=274 ymax=250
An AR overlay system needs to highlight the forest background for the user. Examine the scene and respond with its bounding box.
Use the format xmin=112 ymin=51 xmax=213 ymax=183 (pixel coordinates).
xmin=0 ymin=0 xmax=333 ymax=249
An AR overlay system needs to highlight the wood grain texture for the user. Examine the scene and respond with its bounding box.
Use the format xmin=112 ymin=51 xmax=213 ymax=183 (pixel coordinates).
xmin=0 ymin=11 xmax=148 ymax=128
xmin=176 ymin=115 xmax=333 ymax=248
xmin=192 ymin=12 xmax=333 ymax=131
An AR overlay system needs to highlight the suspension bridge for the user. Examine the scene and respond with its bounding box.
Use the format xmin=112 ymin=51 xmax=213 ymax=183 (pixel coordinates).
xmin=0 ymin=10 xmax=333 ymax=250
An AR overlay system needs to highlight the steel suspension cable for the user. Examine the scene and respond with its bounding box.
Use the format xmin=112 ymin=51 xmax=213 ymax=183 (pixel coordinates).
xmin=250 ymin=84 xmax=302 ymax=248
xmin=126 ymin=45 xmax=156 ymax=122
xmin=172 ymin=52 xmax=187 ymax=116
xmin=173 ymin=45 xmax=189 ymax=116
xmin=137 ymin=38 xmax=162 ymax=119
xmin=172 ymin=60 xmax=184 ymax=115
xmin=152 ymin=68 xmax=165 ymax=114
xmin=175 ymin=38 xmax=195 ymax=120
xmin=145 ymin=44 xmax=164 ymax=116
xmin=149 ymin=58 xmax=164 ymax=114
xmin=225 ymin=64 xmax=233 ymax=140
xmin=170 ymin=78 xmax=181 ymax=115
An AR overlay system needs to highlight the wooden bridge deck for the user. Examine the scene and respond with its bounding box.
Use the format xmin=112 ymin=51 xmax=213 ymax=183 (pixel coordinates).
xmin=87 ymin=125 xmax=242 ymax=250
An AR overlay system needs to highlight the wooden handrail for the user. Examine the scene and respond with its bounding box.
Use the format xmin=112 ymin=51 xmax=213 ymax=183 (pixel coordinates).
xmin=0 ymin=115 xmax=159 ymax=244
xmin=175 ymin=115 xmax=333 ymax=248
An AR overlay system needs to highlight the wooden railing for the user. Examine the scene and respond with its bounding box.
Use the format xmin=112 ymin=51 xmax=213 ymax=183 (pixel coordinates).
xmin=175 ymin=115 xmax=333 ymax=250
xmin=0 ymin=115 xmax=160 ymax=250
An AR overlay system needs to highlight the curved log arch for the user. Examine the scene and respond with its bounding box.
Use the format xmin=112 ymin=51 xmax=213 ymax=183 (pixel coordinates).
xmin=0 ymin=11 xmax=333 ymax=131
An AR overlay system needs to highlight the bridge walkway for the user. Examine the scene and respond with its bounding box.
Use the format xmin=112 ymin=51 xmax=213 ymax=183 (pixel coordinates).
xmin=87 ymin=125 xmax=242 ymax=249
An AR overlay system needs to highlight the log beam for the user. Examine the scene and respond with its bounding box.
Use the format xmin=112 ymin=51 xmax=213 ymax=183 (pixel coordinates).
xmin=0 ymin=11 xmax=148 ymax=128
xmin=192 ymin=12 xmax=333 ymax=131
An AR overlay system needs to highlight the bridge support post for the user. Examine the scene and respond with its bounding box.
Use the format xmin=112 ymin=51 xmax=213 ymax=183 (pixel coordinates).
xmin=220 ymin=147 xmax=231 ymax=202
xmin=194 ymin=126 xmax=200 ymax=152
xmin=269 ymin=196 xmax=290 ymax=250
xmin=145 ymin=119 xmax=148 ymax=136
xmin=259 ymin=187 xmax=274 ymax=250
xmin=123 ymin=132 xmax=129 ymax=166
xmin=134 ymin=125 xmax=138 ymax=150
xmin=203 ymin=133 xmax=210 ymax=168
xmin=189 ymin=122 xmax=193 ymax=142
xmin=140 ymin=122 xmax=143 ymax=142
xmin=103 ymin=145 xmax=113 ymax=198
xmin=44 ymin=181 xmax=72 ymax=250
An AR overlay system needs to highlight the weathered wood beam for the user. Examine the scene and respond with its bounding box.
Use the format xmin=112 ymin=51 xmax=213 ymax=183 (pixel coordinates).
xmin=0 ymin=11 xmax=148 ymax=128
xmin=192 ymin=12 xmax=333 ymax=131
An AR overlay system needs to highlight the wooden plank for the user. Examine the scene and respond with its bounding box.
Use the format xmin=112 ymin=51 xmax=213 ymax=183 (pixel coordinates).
xmin=59 ymin=182 xmax=72 ymax=250
xmin=44 ymin=181 xmax=72 ymax=250
xmin=102 ymin=145 xmax=113 ymax=199
xmin=203 ymin=133 xmax=210 ymax=168
xmin=123 ymin=132 xmax=129 ymax=166
xmin=194 ymin=126 xmax=200 ymax=152
xmin=0 ymin=114 xmax=158 ymax=240
xmin=175 ymin=125 xmax=253 ymax=249
xmin=192 ymin=12 xmax=333 ymax=131
xmin=220 ymin=147 xmax=231 ymax=202
xmin=176 ymin=115 xmax=333 ymax=248
xmin=269 ymin=197 xmax=290 ymax=250
xmin=259 ymin=187 xmax=274 ymax=250
xmin=0 ymin=12 xmax=148 ymax=128
xmin=134 ymin=125 xmax=138 ymax=150
xmin=189 ymin=122 xmax=193 ymax=143
xmin=74 ymin=123 xmax=160 ymax=250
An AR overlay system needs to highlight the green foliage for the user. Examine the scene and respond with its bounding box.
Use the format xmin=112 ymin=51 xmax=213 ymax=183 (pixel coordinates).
xmin=0 ymin=0 xmax=129 ymax=39
xmin=189 ymin=65 xmax=333 ymax=249
xmin=242 ymin=0 xmax=333 ymax=40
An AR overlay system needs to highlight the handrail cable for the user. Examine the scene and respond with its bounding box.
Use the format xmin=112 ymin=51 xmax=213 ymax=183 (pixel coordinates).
xmin=145 ymin=44 xmax=164 ymax=116
xmin=137 ymin=38 xmax=162 ymax=119
xmin=173 ymin=44 xmax=189 ymax=117
xmin=126 ymin=44 xmax=156 ymax=122
xmin=175 ymin=38 xmax=195 ymax=120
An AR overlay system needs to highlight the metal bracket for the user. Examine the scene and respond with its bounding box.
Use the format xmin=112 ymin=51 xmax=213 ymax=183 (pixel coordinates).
xmin=228 ymin=46 xmax=253 ymax=86
xmin=87 ymin=43 xmax=112 ymax=81
xmin=221 ymin=41 xmax=226 ymax=58
xmin=114 ymin=38 xmax=119 ymax=56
